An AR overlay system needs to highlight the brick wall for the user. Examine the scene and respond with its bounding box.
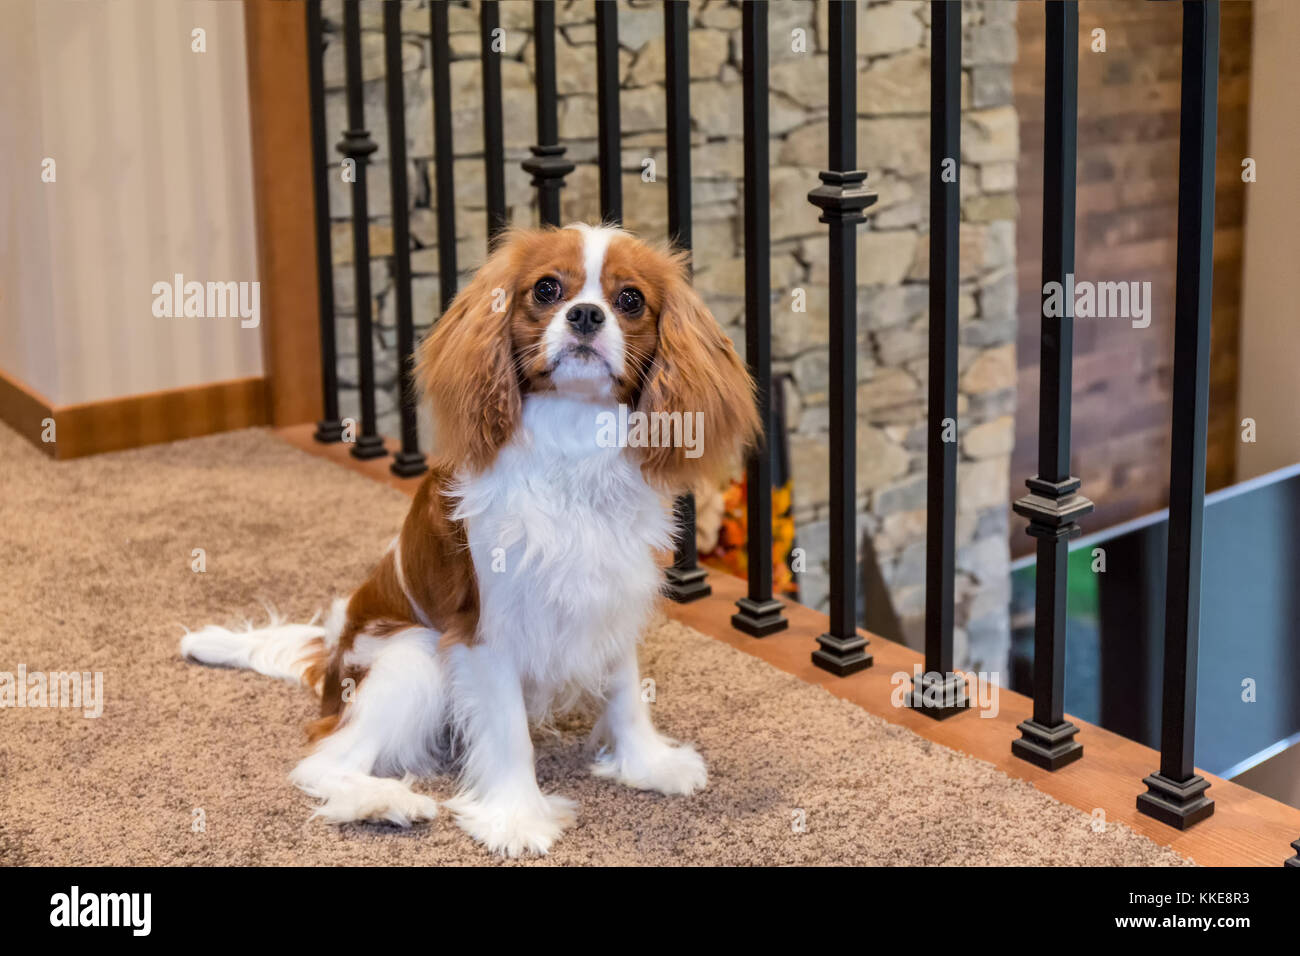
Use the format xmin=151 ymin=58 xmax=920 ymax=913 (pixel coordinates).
xmin=1011 ymin=0 xmax=1251 ymax=557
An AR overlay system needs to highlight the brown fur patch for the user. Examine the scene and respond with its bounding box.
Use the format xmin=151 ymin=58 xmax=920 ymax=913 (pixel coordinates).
xmin=312 ymin=466 xmax=478 ymax=727
xmin=622 ymin=241 xmax=759 ymax=491
xmin=297 ymin=636 xmax=328 ymax=694
xmin=414 ymin=227 xmax=585 ymax=472
xmin=305 ymin=714 xmax=339 ymax=744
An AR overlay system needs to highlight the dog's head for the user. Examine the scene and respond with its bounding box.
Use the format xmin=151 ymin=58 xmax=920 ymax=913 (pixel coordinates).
xmin=415 ymin=224 xmax=759 ymax=492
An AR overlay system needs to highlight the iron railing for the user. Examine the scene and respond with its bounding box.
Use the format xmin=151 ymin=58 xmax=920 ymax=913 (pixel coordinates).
xmin=806 ymin=0 xmax=873 ymax=670
xmin=916 ymin=0 xmax=963 ymax=713
xmin=306 ymin=0 xmax=1252 ymax=846
xmin=661 ymin=0 xmax=711 ymax=603
xmin=731 ymin=0 xmax=787 ymax=637
xmin=1137 ymin=0 xmax=1220 ymax=831
xmin=1010 ymin=0 xmax=1090 ymax=769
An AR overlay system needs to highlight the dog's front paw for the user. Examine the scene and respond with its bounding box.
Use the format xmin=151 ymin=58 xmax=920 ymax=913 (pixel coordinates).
xmin=592 ymin=740 xmax=707 ymax=796
xmin=445 ymin=791 xmax=578 ymax=858
xmin=309 ymin=777 xmax=439 ymax=827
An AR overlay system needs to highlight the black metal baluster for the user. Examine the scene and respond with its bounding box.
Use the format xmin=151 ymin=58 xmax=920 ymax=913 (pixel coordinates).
xmin=595 ymin=0 xmax=622 ymax=224
xmin=909 ymin=0 xmax=965 ymax=715
xmin=662 ymin=0 xmax=690 ymax=257
xmin=661 ymin=0 xmax=711 ymax=605
xmin=1011 ymin=0 xmax=1090 ymax=765
xmin=383 ymin=0 xmax=427 ymax=478
xmin=431 ymin=1 xmax=459 ymax=315
xmin=731 ymin=0 xmax=787 ymax=638
xmin=307 ymin=0 xmax=343 ymax=443
xmin=339 ymin=0 xmax=386 ymax=460
xmin=480 ymin=1 xmax=507 ymax=243
xmin=808 ymin=0 xmax=875 ymax=674
xmin=1137 ymin=0 xmax=1220 ymax=830
xmin=521 ymin=0 xmax=573 ymax=227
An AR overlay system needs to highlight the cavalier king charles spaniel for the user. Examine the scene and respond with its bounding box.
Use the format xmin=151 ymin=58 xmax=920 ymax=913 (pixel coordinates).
xmin=182 ymin=224 xmax=759 ymax=857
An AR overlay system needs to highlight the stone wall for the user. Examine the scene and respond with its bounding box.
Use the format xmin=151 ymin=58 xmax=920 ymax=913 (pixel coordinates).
xmin=319 ymin=0 xmax=1019 ymax=675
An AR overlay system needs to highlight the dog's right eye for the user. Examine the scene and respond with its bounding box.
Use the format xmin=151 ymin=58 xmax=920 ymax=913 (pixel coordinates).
xmin=533 ymin=277 xmax=563 ymax=305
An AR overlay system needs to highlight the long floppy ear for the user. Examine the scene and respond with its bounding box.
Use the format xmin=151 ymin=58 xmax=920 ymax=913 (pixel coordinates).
xmin=637 ymin=265 xmax=761 ymax=493
xmin=414 ymin=234 xmax=522 ymax=473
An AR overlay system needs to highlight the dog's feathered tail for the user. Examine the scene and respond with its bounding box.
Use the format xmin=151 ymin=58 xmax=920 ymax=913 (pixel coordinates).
xmin=180 ymin=598 xmax=347 ymax=696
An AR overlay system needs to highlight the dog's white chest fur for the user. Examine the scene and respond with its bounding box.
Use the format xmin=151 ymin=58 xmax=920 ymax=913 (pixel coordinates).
xmin=451 ymin=395 xmax=673 ymax=712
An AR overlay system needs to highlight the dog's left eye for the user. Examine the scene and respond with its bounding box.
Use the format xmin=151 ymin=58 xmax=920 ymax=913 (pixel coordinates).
xmin=533 ymin=277 xmax=563 ymax=304
xmin=616 ymin=288 xmax=644 ymax=315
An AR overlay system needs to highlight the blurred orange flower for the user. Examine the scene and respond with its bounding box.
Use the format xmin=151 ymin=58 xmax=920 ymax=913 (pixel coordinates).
xmin=700 ymin=474 xmax=799 ymax=599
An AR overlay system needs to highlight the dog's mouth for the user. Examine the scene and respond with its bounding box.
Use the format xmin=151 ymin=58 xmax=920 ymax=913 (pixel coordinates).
xmin=542 ymin=343 xmax=616 ymax=379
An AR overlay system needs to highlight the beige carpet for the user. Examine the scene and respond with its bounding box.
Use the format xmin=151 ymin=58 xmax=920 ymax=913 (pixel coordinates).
xmin=0 ymin=423 xmax=1191 ymax=866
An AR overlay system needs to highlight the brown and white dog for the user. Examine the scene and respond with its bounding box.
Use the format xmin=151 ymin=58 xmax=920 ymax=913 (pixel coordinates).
xmin=182 ymin=224 xmax=758 ymax=856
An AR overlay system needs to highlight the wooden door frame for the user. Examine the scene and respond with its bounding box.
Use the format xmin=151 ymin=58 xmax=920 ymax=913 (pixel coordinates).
xmin=243 ymin=0 xmax=325 ymax=428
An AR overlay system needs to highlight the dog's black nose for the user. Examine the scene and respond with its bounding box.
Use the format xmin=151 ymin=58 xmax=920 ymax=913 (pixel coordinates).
xmin=566 ymin=304 xmax=604 ymax=337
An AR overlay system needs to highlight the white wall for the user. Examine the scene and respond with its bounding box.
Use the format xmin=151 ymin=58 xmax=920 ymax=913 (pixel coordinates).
xmin=0 ymin=0 xmax=58 ymax=399
xmin=1237 ymin=0 xmax=1300 ymax=480
xmin=0 ymin=0 xmax=262 ymax=406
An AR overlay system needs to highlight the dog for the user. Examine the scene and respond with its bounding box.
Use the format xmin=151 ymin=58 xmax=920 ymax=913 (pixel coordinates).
xmin=182 ymin=224 xmax=759 ymax=857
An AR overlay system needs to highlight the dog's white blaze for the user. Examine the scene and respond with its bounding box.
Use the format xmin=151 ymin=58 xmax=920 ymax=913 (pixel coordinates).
xmin=576 ymin=222 xmax=617 ymax=301
xmin=543 ymin=224 xmax=626 ymax=383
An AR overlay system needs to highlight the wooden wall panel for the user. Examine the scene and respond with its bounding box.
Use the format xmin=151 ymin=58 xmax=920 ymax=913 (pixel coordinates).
xmin=244 ymin=0 xmax=325 ymax=427
xmin=0 ymin=368 xmax=267 ymax=460
xmin=0 ymin=367 xmax=56 ymax=453
xmin=1012 ymin=0 xmax=1251 ymax=556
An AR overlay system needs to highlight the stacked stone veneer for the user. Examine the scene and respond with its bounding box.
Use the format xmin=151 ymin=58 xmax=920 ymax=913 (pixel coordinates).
xmin=319 ymin=0 xmax=1019 ymax=674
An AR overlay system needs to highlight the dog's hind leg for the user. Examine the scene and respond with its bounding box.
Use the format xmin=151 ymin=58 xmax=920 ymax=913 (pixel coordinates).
xmin=181 ymin=598 xmax=348 ymax=693
xmin=289 ymin=627 xmax=447 ymax=826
